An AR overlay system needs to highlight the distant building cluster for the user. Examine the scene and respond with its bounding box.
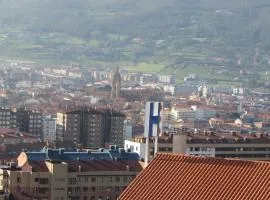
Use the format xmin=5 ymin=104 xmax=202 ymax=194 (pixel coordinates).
xmin=1 ymin=61 xmax=270 ymax=199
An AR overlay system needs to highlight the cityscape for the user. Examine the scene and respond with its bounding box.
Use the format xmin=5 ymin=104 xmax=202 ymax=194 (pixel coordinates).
xmin=0 ymin=1 xmax=270 ymax=200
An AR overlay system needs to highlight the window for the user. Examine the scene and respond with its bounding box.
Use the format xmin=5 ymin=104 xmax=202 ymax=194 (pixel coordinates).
xmin=115 ymin=186 xmax=120 ymax=192
xmin=194 ymin=147 xmax=200 ymax=151
xmin=98 ymin=177 xmax=104 ymax=183
xmin=91 ymin=177 xmax=96 ymax=182
xmin=75 ymin=187 xmax=80 ymax=193
xmin=83 ymin=187 xmax=88 ymax=192
xmin=115 ymin=177 xmax=120 ymax=182
xmin=68 ymin=178 xmax=76 ymax=184
xmin=91 ymin=187 xmax=96 ymax=192
xmin=107 ymin=177 xmax=112 ymax=182
xmin=83 ymin=197 xmax=88 ymax=200
xmin=38 ymin=188 xmax=49 ymax=194
xmin=40 ymin=178 xmax=49 ymax=184
xmin=90 ymin=196 xmax=95 ymax=200
xmin=17 ymin=177 xmax=21 ymax=183
xmin=123 ymin=177 xmax=128 ymax=182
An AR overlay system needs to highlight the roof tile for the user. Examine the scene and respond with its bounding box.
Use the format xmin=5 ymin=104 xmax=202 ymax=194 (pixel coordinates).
xmin=119 ymin=153 xmax=270 ymax=200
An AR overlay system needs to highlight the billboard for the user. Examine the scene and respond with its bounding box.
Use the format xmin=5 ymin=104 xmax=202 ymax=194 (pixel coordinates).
xmin=144 ymin=102 xmax=163 ymax=137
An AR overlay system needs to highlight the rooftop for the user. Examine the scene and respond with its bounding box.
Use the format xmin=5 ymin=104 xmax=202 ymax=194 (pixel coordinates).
xmin=119 ymin=153 xmax=270 ymax=200
xmin=22 ymin=145 xmax=139 ymax=162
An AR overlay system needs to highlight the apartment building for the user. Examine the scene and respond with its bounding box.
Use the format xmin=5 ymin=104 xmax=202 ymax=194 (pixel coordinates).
xmin=42 ymin=115 xmax=56 ymax=142
xmin=0 ymin=160 xmax=142 ymax=200
xmin=171 ymin=106 xmax=195 ymax=121
xmin=16 ymin=108 xmax=42 ymax=137
xmin=174 ymin=130 xmax=270 ymax=160
xmin=103 ymin=110 xmax=125 ymax=147
xmin=0 ymin=147 xmax=141 ymax=200
xmin=56 ymin=108 xmax=125 ymax=148
xmin=0 ymin=107 xmax=17 ymax=129
xmin=125 ymin=129 xmax=270 ymax=161
xmin=56 ymin=108 xmax=104 ymax=147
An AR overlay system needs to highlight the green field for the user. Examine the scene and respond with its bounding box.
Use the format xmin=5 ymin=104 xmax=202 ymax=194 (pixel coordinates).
xmin=128 ymin=62 xmax=165 ymax=73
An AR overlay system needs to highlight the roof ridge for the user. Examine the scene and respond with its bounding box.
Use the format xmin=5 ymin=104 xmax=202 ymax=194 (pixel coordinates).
xmin=156 ymin=152 xmax=270 ymax=164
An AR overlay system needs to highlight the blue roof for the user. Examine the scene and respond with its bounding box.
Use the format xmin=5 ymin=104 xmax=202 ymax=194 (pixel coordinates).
xmin=25 ymin=146 xmax=139 ymax=162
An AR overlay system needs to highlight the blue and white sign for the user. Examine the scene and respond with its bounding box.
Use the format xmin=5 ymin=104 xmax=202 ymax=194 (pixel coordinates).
xmin=144 ymin=102 xmax=163 ymax=137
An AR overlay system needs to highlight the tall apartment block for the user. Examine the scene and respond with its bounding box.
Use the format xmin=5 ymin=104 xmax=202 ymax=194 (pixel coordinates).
xmin=0 ymin=107 xmax=17 ymax=129
xmin=16 ymin=108 xmax=42 ymax=137
xmin=103 ymin=110 xmax=125 ymax=147
xmin=56 ymin=108 xmax=104 ymax=147
xmin=56 ymin=108 xmax=125 ymax=147
xmin=42 ymin=115 xmax=56 ymax=142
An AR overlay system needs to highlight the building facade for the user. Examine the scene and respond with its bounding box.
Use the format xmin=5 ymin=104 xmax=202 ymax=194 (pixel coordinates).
xmin=0 ymin=107 xmax=17 ymax=129
xmin=1 ymin=160 xmax=141 ymax=200
xmin=125 ymin=130 xmax=270 ymax=161
xmin=42 ymin=115 xmax=56 ymax=142
xmin=56 ymin=108 xmax=125 ymax=147
xmin=0 ymin=147 xmax=141 ymax=200
xmin=16 ymin=108 xmax=42 ymax=137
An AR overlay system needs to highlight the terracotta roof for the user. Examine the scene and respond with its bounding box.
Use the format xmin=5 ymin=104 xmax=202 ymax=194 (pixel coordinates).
xmin=119 ymin=153 xmax=270 ymax=200
xmin=23 ymin=160 xmax=143 ymax=173
xmin=67 ymin=160 xmax=143 ymax=172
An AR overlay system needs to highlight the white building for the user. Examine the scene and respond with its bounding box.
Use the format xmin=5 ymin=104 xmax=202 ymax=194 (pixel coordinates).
xmin=125 ymin=139 xmax=146 ymax=160
xmin=163 ymin=85 xmax=175 ymax=95
xmin=158 ymin=75 xmax=175 ymax=84
xmin=15 ymin=81 xmax=32 ymax=89
xmin=171 ymin=107 xmax=195 ymax=121
xmin=191 ymin=105 xmax=216 ymax=120
xmin=42 ymin=115 xmax=56 ymax=142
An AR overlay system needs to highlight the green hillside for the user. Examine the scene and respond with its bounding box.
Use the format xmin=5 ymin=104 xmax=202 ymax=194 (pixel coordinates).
xmin=0 ymin=0 xmax=269 ymax=80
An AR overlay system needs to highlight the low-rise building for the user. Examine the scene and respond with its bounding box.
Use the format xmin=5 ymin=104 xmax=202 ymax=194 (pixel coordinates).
xmin=173 ymin=130 xmax=270 ymax=160
xmin=125 ymin=129 xmax=270 ymax=161
xmin=0 ymin=146 xmax=142 ymax=200
xmin=0 ymin=128 xmax=40 ymax=145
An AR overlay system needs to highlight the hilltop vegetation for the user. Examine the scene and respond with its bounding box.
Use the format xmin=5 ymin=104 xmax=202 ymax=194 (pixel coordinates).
xmin=0 ymin=0 xmax=270 ymax=78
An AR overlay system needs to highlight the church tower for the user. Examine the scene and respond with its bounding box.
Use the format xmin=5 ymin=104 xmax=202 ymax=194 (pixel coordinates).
xmin=111 ymin=67 xmax=121 ymax=99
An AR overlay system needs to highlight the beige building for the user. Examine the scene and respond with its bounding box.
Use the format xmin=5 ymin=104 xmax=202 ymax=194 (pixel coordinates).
xmin=0 ymin=159 xmax=142 ymax=200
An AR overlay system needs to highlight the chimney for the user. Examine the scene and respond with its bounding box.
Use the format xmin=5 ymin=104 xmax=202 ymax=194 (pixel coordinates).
xmin=78 ymin=165 xmax=82 ymax=172
xmin=126 ymin=165 xmax=130 ymax=171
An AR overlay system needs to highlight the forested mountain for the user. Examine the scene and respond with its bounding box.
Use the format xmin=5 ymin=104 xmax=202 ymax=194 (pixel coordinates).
xmin=0 ymin=0 xmax=270 ymax=69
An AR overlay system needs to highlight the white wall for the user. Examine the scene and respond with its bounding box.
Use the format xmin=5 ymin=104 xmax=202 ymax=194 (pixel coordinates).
xmin=124 ymin=140 xmax=146 ymax=160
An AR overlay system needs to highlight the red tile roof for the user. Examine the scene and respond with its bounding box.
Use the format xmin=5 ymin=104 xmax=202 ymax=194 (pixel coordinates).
xmin=67 ymin=160 xmax=143 ymax=172
xmin=119 ymin=153 xmax=270 ymax=200
xmin=23 ymin=160 xmax=143 ymax=173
